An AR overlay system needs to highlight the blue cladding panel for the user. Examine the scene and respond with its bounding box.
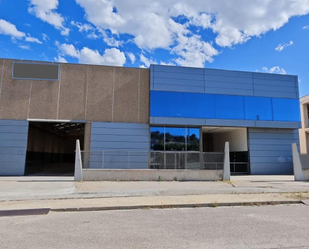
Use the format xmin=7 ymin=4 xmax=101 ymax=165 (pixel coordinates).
xmin=90 ymin=122 xmax=150 ymax=169
xmin=248 ymin=128 xmax=299 ymax=174
xmin=152 ymin=65 xmax=298 ymax=99
xmin=272 ymin=98 xmax=300 ymax=122
xmin=0 ymin=120 xmax=29 ymax=176
xmin=150 ymin=91 xmax=300 ymax=123
xmin=150 ymin=91 xmax=184 ymax=118
xmin=244 ymin=96 xmax=273 ymax=121
xmin=214 ymin=95 xmax=244 ymax=120
xmin=184 ymin=93 xmax=215 ymax=118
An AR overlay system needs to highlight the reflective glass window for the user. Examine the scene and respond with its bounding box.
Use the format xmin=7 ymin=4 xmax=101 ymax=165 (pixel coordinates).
xmin=150 ymin=91 xmax=184 ymax=117
xmin=272 ymin=98 xmax=300 ymax=122
xmin=244 ymin=96 xmax=273 ymax=121
xmin=165 ymin=127 xmax=186 ymax=151
xmin=186 ymin=128 xmax=200 ymax=151
xmin=214 ymin=95 xmax=245 ymax=120
xmin=184 ymin=93 xmax=215 ymax=119
xmin=150 ymin=127 xmax=165 ymax=151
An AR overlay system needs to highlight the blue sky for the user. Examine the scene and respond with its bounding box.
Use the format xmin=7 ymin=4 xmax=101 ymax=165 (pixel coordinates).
xmin=0 ymin=0 xmax=309 ymax=96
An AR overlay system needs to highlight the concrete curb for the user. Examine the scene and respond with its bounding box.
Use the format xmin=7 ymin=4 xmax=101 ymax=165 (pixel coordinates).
xmin=0 ymin=201 xmax=304 ymax=217
xmin=51 ymin=200 xmax=304 ymax=213
xmin=0 ymin=208 xmax=50 ymax=217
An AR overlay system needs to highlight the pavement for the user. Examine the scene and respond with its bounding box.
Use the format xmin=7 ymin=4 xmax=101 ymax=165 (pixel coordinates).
xmin=0 ymin=175 xmax=309 ymax=212
xmin=1 ymin=205 xmax=309 ymax=249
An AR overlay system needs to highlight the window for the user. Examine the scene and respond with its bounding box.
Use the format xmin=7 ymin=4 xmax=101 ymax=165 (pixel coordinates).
xmin=165 ymin=127 xmax=186 ymax=151
xmin=272 ymin=98 xmax=300 ymax=122
xmin=214 ymin=95 xmax=244 ymax=120
xmin=150 ymin=127 xmax=164 ymax=151
xmin=150 ymin=127 xmax=200 ymax=152
xmin=150 ymin=91 xmax=300 ymax=122
xmin=244 ymin=96 xmax=272 ymax=121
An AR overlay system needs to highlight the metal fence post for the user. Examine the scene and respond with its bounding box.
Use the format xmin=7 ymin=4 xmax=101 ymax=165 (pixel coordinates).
xmin=128 ymin=152 xmax=131 ymax=169
xmin=101 ymin=151 xmax=105 ymax=169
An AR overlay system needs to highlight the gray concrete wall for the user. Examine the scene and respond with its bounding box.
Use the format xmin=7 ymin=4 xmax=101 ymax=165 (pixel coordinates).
xmin=82 ymin=169 xmax=223 ymax=181
xmin=248 ymin=128 xmax=299 ymax=174
xmin=0 ymin=59 xmax=149 ymax=124
xmin=0 ymin=120 xmax=28 ymax=175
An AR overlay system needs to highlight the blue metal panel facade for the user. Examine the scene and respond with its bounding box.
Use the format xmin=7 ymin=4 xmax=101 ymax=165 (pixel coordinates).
xmin=151 ymin=65 xmax=298 ymax=99
xmin=90 ymin=122 xmax=149 ymax=169
xmin=248 ymin=128 xmax=299 ymax=175
xmin=150 ymin=65 xmax=300 ymax=129
xmin=0 ymin=120 xmax=29 ymax=176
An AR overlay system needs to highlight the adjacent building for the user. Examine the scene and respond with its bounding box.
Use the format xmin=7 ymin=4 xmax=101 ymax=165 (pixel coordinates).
xmin=0 ymin=58 xmax=300 ymax=176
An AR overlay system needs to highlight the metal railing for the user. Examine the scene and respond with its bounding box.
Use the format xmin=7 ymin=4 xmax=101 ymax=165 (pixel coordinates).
xmin=81 ymin=151 xmax=225 ymax=170
xmin=230 ymin=162 xmax=250 ymax=174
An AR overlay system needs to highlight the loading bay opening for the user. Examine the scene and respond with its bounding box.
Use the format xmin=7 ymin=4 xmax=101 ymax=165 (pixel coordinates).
xmin=25 ymin=121 xmax=85 ymax=176
xmin=202 ymin=126 xmax=250 ymax=174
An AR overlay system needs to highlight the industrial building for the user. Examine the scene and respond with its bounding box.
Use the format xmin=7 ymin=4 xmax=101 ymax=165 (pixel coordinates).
xmin=0 ymin=58 xmax=300 ymax=176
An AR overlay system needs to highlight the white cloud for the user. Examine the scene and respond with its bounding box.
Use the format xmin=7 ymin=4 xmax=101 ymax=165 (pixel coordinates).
xmin=262 ymin=66 xmax=287 ymax=75
xmin=304 ymin=24 xmax=309 ymax=29
xmin=87 ymin=32 xmax=99 ymax=39
xmin=54 ymin=55 xmax=67 ymax=63
xmin=101 ymin=30 xmax=122 ymax=47
xmin=75 ymin=0 xmax=309 ymax=67
xmin=25 ymin=36 xmax=42 ymax=44
xmin=140 ymin=54 xmax=156 ymax=67
xmin=19 ymin=45 xmax=31 ymax=50
xmin=0 ymin=19 xmax=25 ymax=38
xmin=0 ymin=19 xmax=42 ymax=45
xmin=275 ymin=41 xmax=293 ymax=51
xmin=71 ymin=21 xmax=93 ymax=32
xmin=28 ymin=0 xmax=69 ymax=36
xmin=42 ymin=33 xmax=49 ymax=41
xmin=172 ymin=34 xmax=219 ymax=67
xmin=56 ymin=42 xmax=80 ymax=58
xmin=56 ymin=43 xmax=126 ymax=66
xmin=127 ymin=52 xmax=136 ymax=64
xmin=79 ymin=47 xmax=126 ymax=66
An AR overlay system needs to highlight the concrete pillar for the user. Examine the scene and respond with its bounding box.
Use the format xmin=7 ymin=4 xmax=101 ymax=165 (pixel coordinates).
xmin=223 ymin=142 xmax=230 ymax=180
xmin=292 ymin=143 xmax=305 ymax=181
xmin=83 ymin=122 xmax=92 ymax=169
xmin=74 ymin=139 xmax=83 ymax=181
xmin=300 ymin=104 xmax=308 ymax=129
xmin=299 ymin=129 xmax=308 ymax=154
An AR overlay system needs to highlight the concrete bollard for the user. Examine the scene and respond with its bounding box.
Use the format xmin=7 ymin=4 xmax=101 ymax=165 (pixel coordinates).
xmin=74 ymin=139 xmax=83 ymax=181
xmin=292 ymin=143 xmax=305 ymax=181
xmin=223 ymin=142 xmax=230 ymax=181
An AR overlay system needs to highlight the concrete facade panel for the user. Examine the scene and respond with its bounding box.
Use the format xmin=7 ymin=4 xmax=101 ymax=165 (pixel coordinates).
xmin=29 ymin=80 xmax=59 ymax=119
xmin=0 ymin=60 xmax=31 ymax=119
xmin=86 ymin=66 xmax=113 ymax=122
xmin=113 ymin=67 xmax=139 ymax=123
xmin=139 ymin=69 xmax=150 ymax=123
xmin=58 ymin=64 xmax=87 ymax=120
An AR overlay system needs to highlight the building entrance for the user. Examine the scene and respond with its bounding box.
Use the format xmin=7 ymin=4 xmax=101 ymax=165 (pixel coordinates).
xmin=202 ymin=126 xmax=250 ymax=174
xmin=25 ymin=121 xmax=85 ymax=176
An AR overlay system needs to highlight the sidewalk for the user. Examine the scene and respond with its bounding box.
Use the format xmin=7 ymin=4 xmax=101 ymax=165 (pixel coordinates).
xmin=0 ymin=175 xmax=308 ymax=212
xmin=1 ymin=193 xmax=308 ymax=212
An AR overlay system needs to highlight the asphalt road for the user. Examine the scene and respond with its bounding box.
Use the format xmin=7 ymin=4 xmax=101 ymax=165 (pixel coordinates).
xmin=1 ymin=205 xmax=309 ymax=249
